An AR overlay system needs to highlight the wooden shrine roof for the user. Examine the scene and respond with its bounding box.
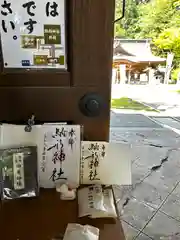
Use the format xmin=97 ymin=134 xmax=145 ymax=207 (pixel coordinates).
xmin=113 ymin=39 xmax=166 ymax=66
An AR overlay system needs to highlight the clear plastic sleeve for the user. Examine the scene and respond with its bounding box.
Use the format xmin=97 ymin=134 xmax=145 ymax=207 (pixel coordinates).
xmin=0 ymin=145 xmax=39 ymax=200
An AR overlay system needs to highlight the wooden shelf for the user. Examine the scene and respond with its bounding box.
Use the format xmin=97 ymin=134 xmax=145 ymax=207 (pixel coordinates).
xmin=0 ymin=188 xmax=125 ymax=240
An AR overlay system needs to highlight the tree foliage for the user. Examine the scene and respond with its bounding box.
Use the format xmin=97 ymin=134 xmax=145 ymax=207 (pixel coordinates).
xmin=114 ymin=0 xmax=180 ymax=73
xmin=115 ymin=0 xmax=140 ymax=38
xmin=136 ymin=0 xmax=180 ymax=38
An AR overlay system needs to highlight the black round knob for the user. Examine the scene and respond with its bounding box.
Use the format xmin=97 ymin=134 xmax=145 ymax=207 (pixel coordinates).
xmin=79 ymin=93 xmax=103 ymax=117
xmin=86 ymin=99 xmax=99 ymax=112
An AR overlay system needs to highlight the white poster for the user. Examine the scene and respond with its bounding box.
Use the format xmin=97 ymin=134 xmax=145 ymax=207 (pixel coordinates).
xmin=80 ymin=141 xmax=132 ymax=185
xmin=0 ymin=0 xmax=66 ymax=69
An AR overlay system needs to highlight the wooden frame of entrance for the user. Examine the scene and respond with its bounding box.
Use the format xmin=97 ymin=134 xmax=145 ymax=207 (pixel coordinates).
xmin=0 ymin=1 xmax=126 ymax=240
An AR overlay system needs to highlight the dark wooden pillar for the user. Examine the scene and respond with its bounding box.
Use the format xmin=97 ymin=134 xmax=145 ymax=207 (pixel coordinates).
xmin=0 ymin=0 xmax=115 ymax=141
xmin=0 ymin=1 xmax=125 ymax=240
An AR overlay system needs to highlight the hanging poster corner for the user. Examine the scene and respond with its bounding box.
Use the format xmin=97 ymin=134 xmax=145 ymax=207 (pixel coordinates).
xmin=0 ymin=0 xmax=67 ymax=71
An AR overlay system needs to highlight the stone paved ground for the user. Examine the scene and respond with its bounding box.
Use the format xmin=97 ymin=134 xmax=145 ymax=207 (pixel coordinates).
xmin=111 ymin=84 xmax=180 ymax=117
xmin=110 ymin=111 xmax=180 ymax=239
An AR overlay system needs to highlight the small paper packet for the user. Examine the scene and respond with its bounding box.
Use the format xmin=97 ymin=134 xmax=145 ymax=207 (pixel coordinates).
xmin=63 ymin=224 xmax=99 ymax=240
xmin=78 ymin=185 xmax=117 ymax=218
xmin=56 ymin=183 xmax=76 ymax=200
xmin=90 ymin=188 xmax=117 ymax=218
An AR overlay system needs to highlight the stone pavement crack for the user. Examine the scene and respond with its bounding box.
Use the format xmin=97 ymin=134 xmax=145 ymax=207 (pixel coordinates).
xmin=151 ymin=149 xmax=173 ymax=172
xmin=148 ymin=143 xmax=164 ymax=148
xmin=136 ymin=133 xmax=146 ymax=138
xmin=151 ymin=155 xmax=168 ymax=171
xmin=122 ymin=197 xmax=130 ymax=208
xmin=121 ymin=149 xmax=177 ymax=209
xmin=161 ymin=156 xmax=169 ymax=164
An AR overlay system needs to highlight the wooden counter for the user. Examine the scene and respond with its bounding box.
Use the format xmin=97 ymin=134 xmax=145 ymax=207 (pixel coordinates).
xmin=0 ymin=189 xmax=125 ymax=240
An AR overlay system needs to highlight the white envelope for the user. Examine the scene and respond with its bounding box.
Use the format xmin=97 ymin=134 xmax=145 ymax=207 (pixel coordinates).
xmin=0 ymin=124 xmax=38 ymax=146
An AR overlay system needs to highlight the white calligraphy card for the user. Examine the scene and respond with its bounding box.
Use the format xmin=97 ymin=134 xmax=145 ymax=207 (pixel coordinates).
xmin=13 ymin=152 xmax=25 ymax=190
xmin=38 ymin=125 xmax=81 ymax=188
xmin=80 ymin=141 xmax=131 ymax=185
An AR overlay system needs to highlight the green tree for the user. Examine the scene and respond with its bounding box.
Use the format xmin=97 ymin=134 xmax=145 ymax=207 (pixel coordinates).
xmin=114 ymin=0 xmax=140 ymax=38
xmin=136 ymin=0 xmax=180 ymax=69
xmin=136 ymin=0 xmax=180 ymax=39
xmin=154 ymin=28 xmax=180 ymax=67
xmin=114 ymin=0 xmax=180 ymax=74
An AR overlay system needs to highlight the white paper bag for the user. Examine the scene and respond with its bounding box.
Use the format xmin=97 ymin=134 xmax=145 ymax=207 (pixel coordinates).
xmin=78 ymin=185 xmax=104 ymax=218
xmin=90 ymin=188 xmax=117 ymax=219
xmin=80 ymin=141 xmax=131 ymax=185
xmin=63 ymin=224 xmax=99 ymax=240
xmin=78 ymin=185 xmax=117 ymax=219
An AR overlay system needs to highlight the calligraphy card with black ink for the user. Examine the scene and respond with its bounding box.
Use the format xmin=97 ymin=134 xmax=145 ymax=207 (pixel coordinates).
xmin=0 ymin=146 xmax=38 ymax=200
xmin=80 ymin=141 xmax=132 ymax=185
xmin=38 ymin=125 xmax=81 ymax=188
xmin=80 ymin=142 xmax=106 ymax=185
xmin=0 ymin=0 xmax=66 ymax=70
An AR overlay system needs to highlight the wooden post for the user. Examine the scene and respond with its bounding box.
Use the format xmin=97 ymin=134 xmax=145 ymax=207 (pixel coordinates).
xmin=128 ymin=66 xmax=131 ymax=84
